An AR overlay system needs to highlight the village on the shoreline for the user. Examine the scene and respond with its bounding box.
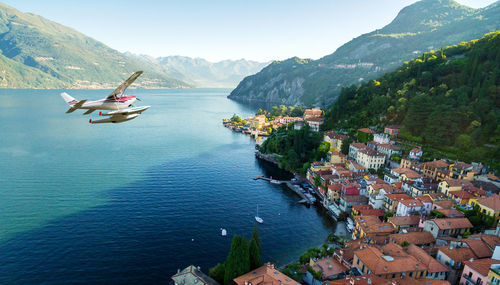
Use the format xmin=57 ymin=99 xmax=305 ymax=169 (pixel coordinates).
xmin=174 ymin=107 xmax=500 ymax=285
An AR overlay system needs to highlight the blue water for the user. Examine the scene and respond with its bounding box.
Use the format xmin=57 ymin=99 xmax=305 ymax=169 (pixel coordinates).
xmin=0 ymin=89 xmax=334 ymax=284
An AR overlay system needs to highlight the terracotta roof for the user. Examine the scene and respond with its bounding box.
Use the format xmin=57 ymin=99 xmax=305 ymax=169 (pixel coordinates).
xmin=487 ymin=174 xmax=500 ymax=181
xmin=390 ymin=232 xmax=436 ymax=246
xmin=432 ymin=200 xmax=456 ymax=209
xmin=328 ymin=184 xmax=342 ymax=191
xmin=405 ymin=244 xmax=450 ymax=273
xmin=392 ymin=168 xmax=420 ymax=179
xmin=351 ymin=142 xmax=369 ymax=149
xmin=385 ymin=193 xmax=414 ymax=202
xmin=304 ymin=108 xmax=322 ymax=116
xmin=468 ymin=234 xmax=500 ymax=250
xmin=311 ymin=256 xmax=349 ymax=277
xmin=371 ymin=183 xmax=394 ymax=191
xmin=416 ymin=195 xmax=433 ymax=204
xmin=355 ymin=216 xmax=395 ymax=235
xmin=426 ymin=193 xmax=447 ymax=201
xmin=354 ymin=245 xmax=423 ymax=275
xmin=398 ymin=198 xmax=424 ymax=207
xmin=359 ymin=209 xmax=385 ymax=217
xmin=428 ymin=218 xmax=473 ymax=230
xmin=437 ymin=246 xmax=476 ymax=262
xmin=328 ymin=275 xmax=450 ymax=285
xmin=358 ymin=147 xmax=384 ymax=157
xmin=464 ymin=258 xmax=499 ymax=277
xmin=342 ymin=195 xmax=369 ymax=203
xmin=307 ymin=117 xmax=324 ymax=122
xmin=324 ymin=131 xmax=348 ymax=141
xmin=476 ymin=195 xmax=500 ymax=211
xmin=435 ymin=209 xmax=464 ymax=218
xmin=410 ymin=148 xmax=422 ymax=153
xmin=450 ymin=190 xmax=475 ymax=199
xmin=424 ymin=160 xmax=449 ymax=169
xmin=358 ymin=128 xmax=375 ymax=134
xmin=233 ymin=263 xmax=297 ymax=285
xmin=463 ymin=239 xmax=493 ymax=259
xmin=352 ymin=204 xmax=373 ymax=212
xmin=388 ymin=216 xmax=421 ymax=226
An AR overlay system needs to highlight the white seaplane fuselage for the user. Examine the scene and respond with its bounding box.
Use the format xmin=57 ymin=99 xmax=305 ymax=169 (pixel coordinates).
xmin=70 ymin=96 xmax=137 ymax=110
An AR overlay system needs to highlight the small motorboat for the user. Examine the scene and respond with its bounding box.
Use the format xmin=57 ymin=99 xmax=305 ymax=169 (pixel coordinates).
xmin=221 ymin=228 xmax=227 ymax=236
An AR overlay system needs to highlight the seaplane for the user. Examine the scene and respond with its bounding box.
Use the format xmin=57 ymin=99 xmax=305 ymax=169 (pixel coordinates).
xmin=60 ymin=71 xmax=150 ymax=124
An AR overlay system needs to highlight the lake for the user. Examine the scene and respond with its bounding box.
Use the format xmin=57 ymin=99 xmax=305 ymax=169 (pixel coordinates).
xmin=0 ymin=89 xmax=334 ymax=284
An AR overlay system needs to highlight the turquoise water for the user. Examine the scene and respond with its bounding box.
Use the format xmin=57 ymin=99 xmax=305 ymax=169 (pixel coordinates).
xmin=0 ymin=89 xmax=334 ymax=283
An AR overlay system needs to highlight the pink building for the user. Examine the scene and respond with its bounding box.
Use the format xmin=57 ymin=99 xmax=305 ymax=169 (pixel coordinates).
xmin=460 ymin=258 xmax=498 ymax=285
xmin=384 ymin=125 xmax=401 ymax=136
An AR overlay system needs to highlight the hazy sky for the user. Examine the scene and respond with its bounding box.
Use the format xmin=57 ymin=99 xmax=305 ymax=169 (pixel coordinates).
xmin=3 ymin=0 xmax=497 ymax=62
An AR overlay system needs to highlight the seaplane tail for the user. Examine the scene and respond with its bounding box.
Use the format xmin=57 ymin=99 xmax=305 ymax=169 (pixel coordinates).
xmin=61 ymin=92 xmax=87 ymax=114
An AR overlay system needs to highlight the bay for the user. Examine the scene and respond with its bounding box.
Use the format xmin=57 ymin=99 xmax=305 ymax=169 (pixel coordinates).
xmin=0 ymin=89 xmax=333 ymax=284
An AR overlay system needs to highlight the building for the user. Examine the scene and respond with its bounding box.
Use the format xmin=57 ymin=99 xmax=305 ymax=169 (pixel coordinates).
xmin=376 ymin=144 xmax=401 ymax=161
xmin=389 ymin=232 xmax=436 ymax=247
xmin=423 ymin=218 xmax=473 ymax=238
xmin=352 ymin=244 xmax=426 ymax=279
xmin=448 ymin=162 xmax=475 ymax=181
xmin=388 ymin=216 xmax=422 ymax=233
xmin=436 ymin=246 xmax=477 ymax=284
xmin=356 ymin=148 xmax=386 ymax=171
xmin=309 ymin=256 xmax=349 ymax=280
xmin=340 ymin=195 xmax=368 ymax=213
xmin=405 ymin=244 xmax=450 ymax=280
xmin=448 ymin=190 xmax=475 ymax=205
xmin=324 ymin=131 xmax=348 ymax=152
xmin=247 ymin=115 xmax=266 ymax=130
xmin=470 ymin=195 xmax=500 ymax=224
xmin=349 ymin=142 xmax=370 ymax=160
xmin=409 ymin=148 xmax=423 ymax=160
xmin=422 ymin=160 xmax=450 ymax=181
xmin=328 ymin=151 xmax=347 ymax=164
xmin=438 ymin=179 xmax=472 ymax=197
xmin=395 ymin=197 xmax=426 ymax=216
xmin=460 ymin=258 xmax=498 ymax=285
xmin=306 ymin=117 xmax=324 ymax=132
xmin=384 ymin=193 xmax=414 ymax=213
xmin=304 ymin=108 xmax=322 ymax=119
xmin=487 ymin=263 xmax=500 ymax=285
xmin=353 ymin=215 xmax=395 ymax=239
xmin=328 ymin=274 xmax=451 ymax=285
xmin=172 ymin=265 xmax=220 ymax=285
xmin=373 ymin=133 xmax=391 ymax=144
xmin=233 ymin=263 xmax=297 ymax=285
xmin=384 ymin=125 xmax=401 ymax=136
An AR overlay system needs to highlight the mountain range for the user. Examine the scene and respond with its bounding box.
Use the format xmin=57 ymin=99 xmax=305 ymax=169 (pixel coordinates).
xmin=0 ymin=2 xmax=267 ymax=89
xmin=228 ymin=0 xmax=500 ymax=106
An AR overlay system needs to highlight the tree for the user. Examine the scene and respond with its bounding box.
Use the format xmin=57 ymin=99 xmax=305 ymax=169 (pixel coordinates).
xmin=224 ymin=235 xmax=250 ymax=285
xmin=341 ymin=137 xmax=352 ymax=156
xmin=384 ymin=211 xmax=394 ymax=221
xmin=249 ymin=224 xmax=263 ymax=270
xmin=209 ymin=263 xmax=225 ymax=284
xmin=400 ymin=241 xmax=410 ymax=247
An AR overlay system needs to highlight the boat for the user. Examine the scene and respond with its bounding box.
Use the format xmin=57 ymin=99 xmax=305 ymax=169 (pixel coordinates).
xmin=221 ymin=228 xmax=227 ymax=236
xmin=270 ymin=179 xmax=280 ymax=184
xmin=255 ymin=205 xmax=264 ymax=224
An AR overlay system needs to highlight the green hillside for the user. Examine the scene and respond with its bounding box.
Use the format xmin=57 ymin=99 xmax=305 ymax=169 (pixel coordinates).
xmin=0 ymin=3 xmax=191 ymax=88
xmin=229 ymin=0 xmax=500 ymax=106
xmin=323 ymin=31 xmax=500 ymax=171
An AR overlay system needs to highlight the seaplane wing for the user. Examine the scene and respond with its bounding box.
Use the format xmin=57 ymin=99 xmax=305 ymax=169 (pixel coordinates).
xmin=106 ymin=71 xmax=143 ymax=100
xmin=99 ymin=106 xmax=150 ymax=116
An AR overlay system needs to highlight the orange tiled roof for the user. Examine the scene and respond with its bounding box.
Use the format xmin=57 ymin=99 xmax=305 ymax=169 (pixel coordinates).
xmin=354 ymin=245 xmax=423 ymax=275
xmin=463 ymin=239 xmax=493 ymax=259
xmin=324 ymin=131 xmax=348 ymax=141
xmin=424 ymin=160 xmax=449 ymax=169
xmin=464 ymin=258 xmax=499 ymax=277
xmin=387 ymin=216 xmax=421 ymax=226
xmin=311 ymin=256 xmax=349 ymax=277
xmin=355 ymin=216 xmax=395 ymax=235
xmin=328 ymin=274 xmax=450 ymax=285
xmin=398 ymin=198 xmax=424 ymax=207
xmin=429 ymin=218 xmax=473 ymax=230
xmin=476 ymin=195 xmax=500 ymax=211
xmin=359 ymin=209 xmax=386 ymax=217
xmin=358 ymin=128 xmax=375 ymax=134
xmin=352 ymin=204 xmax=373 ymax=212
xmin=432 ymin=200 xmax=456 ymax=209
xmin=233 ymin=263 xmax=298 ymax=285
xmin=435 ymin=209 xmax=464 ymax=218
xmin=469 ymin=234 xmax=500 ymax=250
xmin=450 ymin=190 xmax=475 ymax=199
xmin=390 ymin=232 xmax=435 ymax=246
xmin=385 ymin=193 xmax=414 ymax=202
xmin=416 ymin=195 xmax=433 ymax=204
xmin=405 ymin=244 xmax=450 ymax=274
xmin=437 ymin=246 xmax=476 ymax=262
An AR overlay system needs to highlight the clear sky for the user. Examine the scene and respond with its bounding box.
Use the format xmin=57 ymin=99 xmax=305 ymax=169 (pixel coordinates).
xmin=2 ymin=0 xmax=497 ymax=62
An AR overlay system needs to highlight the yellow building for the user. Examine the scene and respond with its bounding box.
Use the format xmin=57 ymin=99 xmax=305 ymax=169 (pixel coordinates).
xmin=438 ymin=179 xmax=467 ymax=197
xmin=470 ymin=195 xmax=500 ymax=224
xmin=247 ymin=115 xmax=266 ymax=130
xmin=448 ymin=162 xmax=475 ymax=180
xmin=328 ymin=151 xmax=347 ymax=164
xmin=487 ymin=264 xmax=500 ymax=285
xmin=324 ymin=131 xmax=347 ymax=152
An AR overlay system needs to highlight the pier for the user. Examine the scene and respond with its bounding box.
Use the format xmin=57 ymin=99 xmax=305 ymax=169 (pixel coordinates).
xmin=254 ymin=175 xmax=313 ymax=205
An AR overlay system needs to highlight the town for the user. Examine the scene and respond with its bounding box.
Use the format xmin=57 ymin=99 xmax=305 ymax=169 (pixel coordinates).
xmin=176 ymin=107 xmax=500 ymax=285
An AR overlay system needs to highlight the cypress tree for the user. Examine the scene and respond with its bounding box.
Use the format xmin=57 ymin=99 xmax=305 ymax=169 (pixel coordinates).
xmin=249 ymin=224 xmax=263 ymax=270
xmin=224 ymin=235 xmax=250 ymax=285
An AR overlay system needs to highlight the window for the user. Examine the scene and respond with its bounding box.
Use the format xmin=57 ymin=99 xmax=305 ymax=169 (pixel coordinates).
xmin=392 ymin=274 xmax=396 ymax=278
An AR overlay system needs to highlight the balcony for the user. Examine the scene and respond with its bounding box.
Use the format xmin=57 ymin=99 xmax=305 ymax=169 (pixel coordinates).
xmin=462 ymin=273 xmax=483 ymax=285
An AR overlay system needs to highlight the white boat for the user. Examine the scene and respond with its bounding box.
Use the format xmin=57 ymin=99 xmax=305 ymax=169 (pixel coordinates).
xmin=255 ymin=205 xmax=264 ymax=224
xmin=221 ymin=228 xmax=227 ymax=236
